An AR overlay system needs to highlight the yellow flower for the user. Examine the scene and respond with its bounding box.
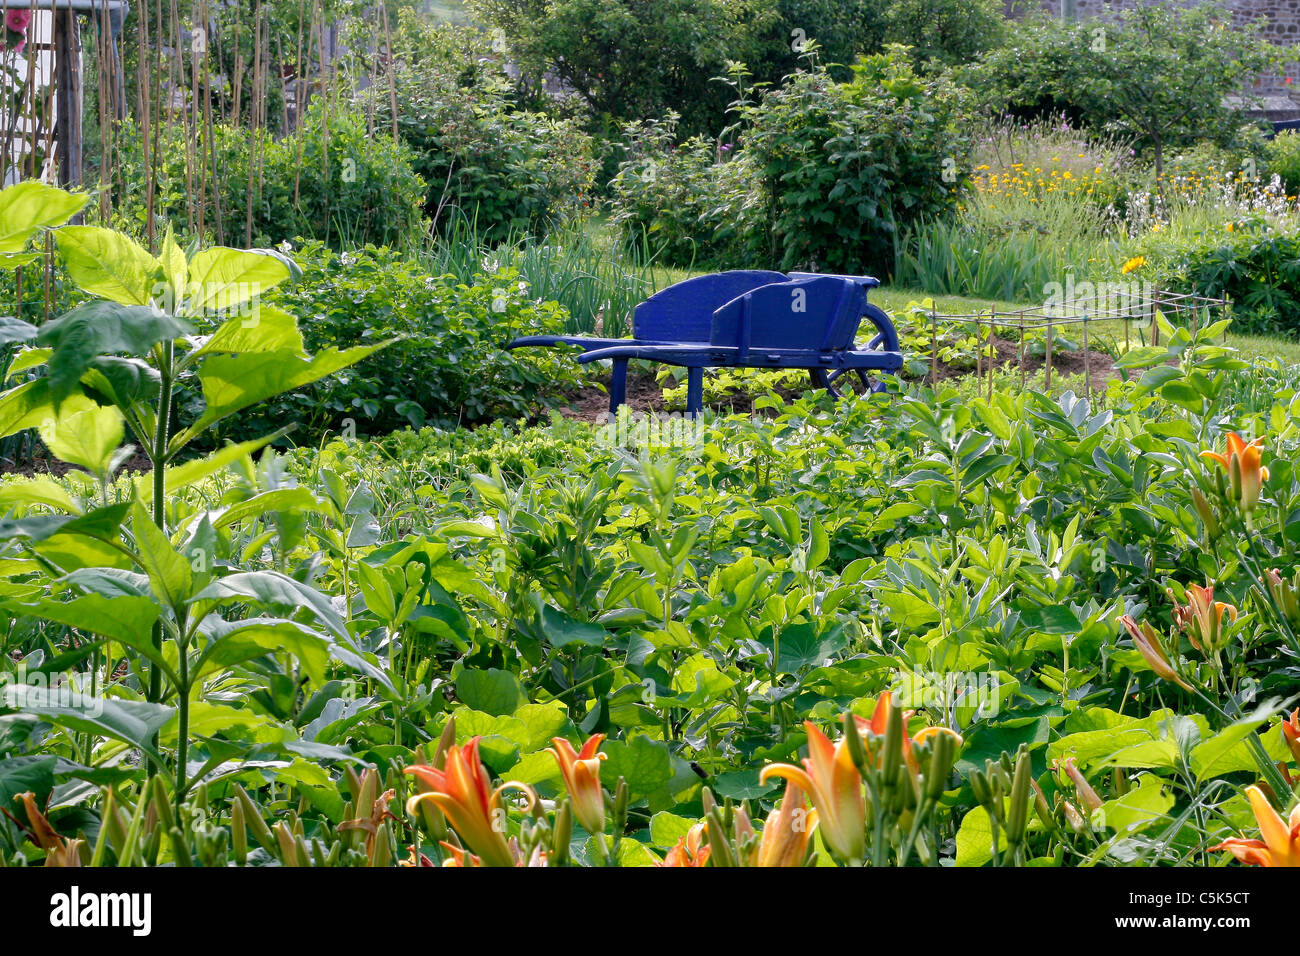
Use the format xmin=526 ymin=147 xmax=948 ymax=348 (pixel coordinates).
xmin=1121 ymin=256 xmax=1146 ymax=274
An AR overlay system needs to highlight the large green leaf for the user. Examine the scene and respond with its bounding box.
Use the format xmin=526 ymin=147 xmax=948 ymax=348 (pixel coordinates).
xmin=184 ymin=247 xmax=292 ymax=314
xmin=37 ymin=394 xmax=125 ymax=476
xmin=1 ymin=684 xmax=173 ymax=763
xmin=191 ymin=305 xmax=305 ymax=358
xmin=37 ymin=300 xmax=191 ymax=403
xmin=600 ymin=735 xmax=673 ymax=797
xmin=455 ymin=668 xmax=525 ymax=717
xmin=53 ymin=226 xmax=160 ymax=305
xmin=195 ymin=617 xmax=331 ymax=685
xmin=175 ymin=342 xmax=390 ymax=446
xmin=5 ymin=593 xmax=159 ymax=645
xmin=0 ymin=378 xmax=53 ymax=439
xmin=0 ymin=315 xmax=38 ymax=347
xmin=0 ymin=181 xmax=87 ymax=255
xmin=131 ymin=499 xmax=194 ymax=610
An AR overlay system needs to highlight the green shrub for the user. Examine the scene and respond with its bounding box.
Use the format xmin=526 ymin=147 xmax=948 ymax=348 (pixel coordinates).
xmin=1265 ymin=130 xmax=1300 ymax=197
xmin=882 ymin=0 xmax=1006 ymax=67
xmin=965 ymin=6 xmax=1276 ymax=178
xmin=107 ymin=102 xmax=427 ymax=250
xmin=608 ymin=114 xmax=768 ymax=269
xmin=370 ymin=63 xmax=596 ymax=244
xmin=209 ymin=242 xmax=585 ymax=445
xmin=254 ymin=99 xmax=428 ymax=249
xmin=738 ymin=47 xmax=972 ymax=274
xmin=1168 ymin=228 xmax=1300 ymax=335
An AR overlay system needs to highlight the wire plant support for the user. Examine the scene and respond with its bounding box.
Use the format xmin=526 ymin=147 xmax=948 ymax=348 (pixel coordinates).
xmin=908 ymin=286 xmax=1230 ymax=403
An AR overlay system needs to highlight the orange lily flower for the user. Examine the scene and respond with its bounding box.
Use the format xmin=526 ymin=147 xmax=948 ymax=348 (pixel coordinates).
xmin=1201 ymin=432 xmax=1269 ymax=512
xmin=756 ymin=783 xmax=818 ymax=867
xmin=1211 ymin=785 xmax=1300 ymax=867
xmin=760 ymin=720 xmax=866 ymax=863
xmin=1119 ymin=614 xmax=1192 ymax=690
xmin=1283 ymin=709 xmax=1300 ymax=766
xmin=1171 ymin=583 xmax=1237 ymax=654
xmin=547 ymin=734 xmax=607 ymax=836
xmin=404 ymin=737 xmax=536 ymax=868
xmin=659 ymin=822 xmax=711 ymax=867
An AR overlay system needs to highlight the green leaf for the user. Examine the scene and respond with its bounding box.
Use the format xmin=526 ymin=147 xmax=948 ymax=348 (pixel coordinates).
xmin=600 ymin=735 xmax=673 ymax=797
xmin=0 ymin=315 xmax=38 ymax=347
xmin=0 ymin=181 xmax=87 ymax=254
xmin=1113 ymin=346 xmax=1170 ymax=370
xmin=455 ymin=668 xmax=525 ymax=717
xmin=0 ymin=477 xmax=81 ymax=514
xmin=38 ymin=394 xmax=124 ymax=476
xmin=1 ymin=684 xmax=173 ymax=763
xmin=131 ymin=498 xmax=194 ymax=610
xmin=137 ymin=433 xmax=280 ymax=502
xmin=177 ymin=342 xmax=390 ymax=444
xmin=53 ymin=226 xmax=161 ymax=306
xmin=538 ymin=603 xmax=606 ymax=648
xmin=1020 ymin=605 xmax=1082 ymax=635
xmin=191 ymin=305 xmax=305 ymax=357
xmin=1190 ymin=700 xmax=1290 ymax=781
xmin=955 ymin=805 xmax=996 ymax=867
xmin=184 ymin=247 xmax=292 ymax=314
xmin=37 ymin=300 xmax=191 ymax=403
xmin=0 ymin=378 xmax=53 ymax=439
xmin=5 ymin=594 xmax=159 ymax=645
xmin=196 ymin=618 xmax=331 ymax=685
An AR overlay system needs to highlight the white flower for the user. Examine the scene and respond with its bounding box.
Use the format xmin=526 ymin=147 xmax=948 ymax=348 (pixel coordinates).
xmin=340 ymin=252 xmax=356 ymax=267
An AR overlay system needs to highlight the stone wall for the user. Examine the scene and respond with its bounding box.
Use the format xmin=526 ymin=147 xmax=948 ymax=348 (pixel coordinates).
xmin=1004 ymin=0 xmax=1299 ymax=106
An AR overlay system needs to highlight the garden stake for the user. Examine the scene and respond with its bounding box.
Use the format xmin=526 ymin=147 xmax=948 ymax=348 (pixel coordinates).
xmin=1044 ymin=318 xmax=1053 ymax=391
xmin=1019 ymin=313 xmax=1026 ymax=390
xmin=1081 ymin=311 xmax=1091 ymax=403
xmin=988 ymin=308 xmax=995 ymax=401
xmin=930 ymin=305 xmax=938 ymax=386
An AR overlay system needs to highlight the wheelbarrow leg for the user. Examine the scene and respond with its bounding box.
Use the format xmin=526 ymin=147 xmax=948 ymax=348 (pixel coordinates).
xmin=609 ymin=358 xmax=628 ymax=415
xmin=686 ymin=367 xmax=703 ymax=417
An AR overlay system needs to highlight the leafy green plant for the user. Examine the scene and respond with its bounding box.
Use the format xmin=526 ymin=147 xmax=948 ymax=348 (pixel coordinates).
xmin=368 ymin=61 xmax=596 ymax=243
xmin=212 ymin=241 xmax=584 ymax=444
xmin=1264 ymin=130 xmax=1300 ymax=197
xmin=0 ymin=179 xmax=390 ymax=816
xmin=737 ymin=46 xmax=972 ymax=273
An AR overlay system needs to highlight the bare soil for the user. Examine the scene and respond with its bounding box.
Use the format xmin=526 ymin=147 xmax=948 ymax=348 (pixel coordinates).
xmin=0 ymin=449 xmax=153 ymax=480
xmin=557 ymin=340 xmax=1119 ymax=424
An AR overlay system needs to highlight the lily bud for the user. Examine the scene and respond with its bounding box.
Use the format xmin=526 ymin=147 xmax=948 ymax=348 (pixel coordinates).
xmin=1283 ymin=709 xmax=1300 ymax=767
xmin=551 ymin=801 xmax=573 ymax=866
xmin=1057 ymin=757 xmax=1104 ymax=813
xmin=1005 ymin=747 xmax=1032 ymax=846
xmin=1170 ymin=583 xmax=1237 ymax=655
xmin=1191 ymin=487 xmax=1219 ymax=540
xmin=1266 ymin=568 xmax=1300 ymax=627
xmin=1201 ymin=432 xmax=1269 ymax=513
xmin=1119 ymin=614 xmax=1192 ymax=690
